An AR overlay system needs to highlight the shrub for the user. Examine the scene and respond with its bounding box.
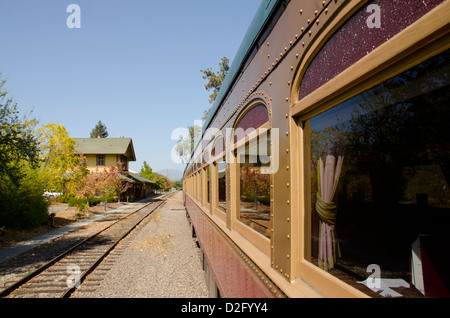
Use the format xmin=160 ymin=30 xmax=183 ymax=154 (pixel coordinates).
xmin=0 ymin=163 xmax=50 ymax=229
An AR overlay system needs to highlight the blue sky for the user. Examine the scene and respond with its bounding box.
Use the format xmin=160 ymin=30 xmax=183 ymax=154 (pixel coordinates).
xmin=0 ymin=0 xmax=261 ymax=176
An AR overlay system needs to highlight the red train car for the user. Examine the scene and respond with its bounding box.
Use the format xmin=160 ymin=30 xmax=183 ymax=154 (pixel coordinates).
xmin=183 ymin=0 xmax=450 ymax=298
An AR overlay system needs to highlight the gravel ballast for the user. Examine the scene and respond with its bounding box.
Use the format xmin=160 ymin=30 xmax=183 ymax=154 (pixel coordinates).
xmin=73 ymin=191 xmax=208 ymax=298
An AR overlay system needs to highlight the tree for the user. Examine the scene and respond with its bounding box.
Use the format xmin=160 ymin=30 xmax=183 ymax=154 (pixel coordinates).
xmin=0 ymin=74 xmax=48 ymax=229
xmin=90 ymin=120 xmax=109 ymax=138
xmin=0 ymin=75 xmax=40 ymax=181
xmin=140 ymin=161 xmax=155 ymax=181
xmin=139 ymin=162 xmax=170 ymax=191
xmin=153 ymin=173 xmax=171 ymax=191
xmin=65 ymin=153 xmax=90 ymax=198
xmin=174 ymin=124 xmax=202 ymax=164
xmin=172 ymin=179 xmax=183 ymax=190
xmin=68 ymin=162 xmax=128 ymax=211
xmin=36 ymin=123 xmax=80 ymax=191
xmin=201 ymin=56 xmax=230 ymax=118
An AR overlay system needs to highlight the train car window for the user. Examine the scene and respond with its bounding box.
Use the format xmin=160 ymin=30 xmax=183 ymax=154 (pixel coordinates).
xmin=236 ymin=133 xmax=271 ymax=238
xmin=298 ymin=0 xmax=444 ymax=100
xmin=206 ymin=166 xmax=210 ymax=204
xmin=217 ymin=158 xmax=227 ymax=213
xmin=234 ymin=104 xmax=271 ymax=238
xmin=235 ymin=105 xmax=269 ymax=143
xmin=305 ymin=50 xmax=450 ymax=297
xmin=212 ymin=136 xmax=225 ymax=157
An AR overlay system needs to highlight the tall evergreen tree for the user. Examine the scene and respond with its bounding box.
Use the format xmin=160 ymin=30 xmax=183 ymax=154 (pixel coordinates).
xmin=90 ymin=120 xmax=109 ymax=138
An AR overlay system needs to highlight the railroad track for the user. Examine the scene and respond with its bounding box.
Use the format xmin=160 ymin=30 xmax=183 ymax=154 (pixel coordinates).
xmin=0 ymin=193 xmax=174 ymax=298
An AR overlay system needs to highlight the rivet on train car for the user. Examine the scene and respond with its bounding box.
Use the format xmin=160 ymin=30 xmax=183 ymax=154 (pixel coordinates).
xmin=291 ymin=66 xmax=294 ymax=70
xmin=309 ymin=31 xmax=312 ymax=36
xmin=287 ymin=200 xmax=290 ymax=204
xmin=286 ymin=149 xmax=289 ymax=153
xmin=286 ymin=97 xmax=289 ymax=101
xmin=276 ymin=58 xmax=279 ymax=62
xmin=267 ymin=42 xmax=270 ymax=46
xmin=287 ymin=182 xmax=290 ymax=187
xmin=315 ymin=10 xmax=318 ymax=15
xmin=286 ymin=114 xmax=288 ymax=118
xmin=301 ymin=27 xmax=305 ymax=32
xmin=316 ymin=19 xmax=320 ymax=25
xmin=261 ymin=75 xmax=264 ymax=79
xmin=272 ymin=63 xmax=275 ymax=67
xmin=267 ymin=54 xmax=270 ymax=58
xmin=275 ymin=265 xmax=278 ymax=269
xmin=270 ymin=82 xmax=272 ymax=85
xmin=302 ymin=42 xmax=305 ymax=47
xmin=280 ymin=268 xmax=283 ymax=273
xmin=280 ymin=52 xmax=283 ymax=57
xmin=307 ymin=19 xmax=311 ymax=24
xmin=286 ymin=131 xmax=289 ymax=136
xmin=287 ymin=235 xmax=290 ymax=239
xmin=287 ymin=217 xmax=290 ymax=222
xmin=323 ymin=1 xmax=326 ymax=6
xmin=287 ymin=81 xmax=291 ymax=86
xmin=325 ymin=8 xmax=328 ymax=14
xmin=299 ymin=9 xmax=303 ymax=14
xmin=295 ymin=34 xmax=298 ymax=39
xmin=271 ymin=184 xmax=274 ymax=188
xmin=287 ymin=254 xmax=290 ymax=259
xmin=285 ymin=47 xmax=288 ymax=51
xmin=296 ymin=53 xmax=299 ymax=58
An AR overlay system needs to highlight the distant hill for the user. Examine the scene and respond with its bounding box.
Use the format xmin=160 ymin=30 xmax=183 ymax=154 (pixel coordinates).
xmin=157 ymin=169 xmax=183 ymax=181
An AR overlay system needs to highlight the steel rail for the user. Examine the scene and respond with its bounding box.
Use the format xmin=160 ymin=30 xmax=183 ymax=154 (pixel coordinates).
xmin=60 ymin=198 xmax=169 ymax=298
xmin=0 ymin=195 xmax=169 ymax=298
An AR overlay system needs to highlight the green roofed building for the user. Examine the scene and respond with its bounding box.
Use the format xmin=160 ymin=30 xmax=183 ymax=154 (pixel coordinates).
xmin=74 ymin=137 xmax=154 ymax=201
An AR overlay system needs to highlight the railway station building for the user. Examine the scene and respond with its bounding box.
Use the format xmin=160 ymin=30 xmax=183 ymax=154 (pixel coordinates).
xmin=74 ymin=137 xmax=154 ymax=201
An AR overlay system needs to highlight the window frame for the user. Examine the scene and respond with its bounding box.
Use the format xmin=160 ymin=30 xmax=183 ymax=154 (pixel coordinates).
xmin=291 ymin=1 xmax=450 ymax=298
xmin=231 ymin=102 xmax=272 ymax=255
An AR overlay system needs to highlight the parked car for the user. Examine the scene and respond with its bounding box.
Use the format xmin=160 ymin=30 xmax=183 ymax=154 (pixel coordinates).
xmin=43 ymin=189 xmax=63 ymax=200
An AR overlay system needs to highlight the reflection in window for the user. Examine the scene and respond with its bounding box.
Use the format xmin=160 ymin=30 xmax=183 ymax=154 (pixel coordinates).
xmin=206 ymin=166 xmax=210 ymax=204
xmin=307 ymin=50 xmax=450 ymax=298
xmin=237 ymin=134 xmax=271 ymax=238
xmin=217 ymin=159 xmax=226 ymax=212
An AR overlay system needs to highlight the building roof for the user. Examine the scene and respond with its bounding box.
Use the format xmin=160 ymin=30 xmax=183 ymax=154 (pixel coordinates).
xmin=74 ymin=138 xmax=136 ymax=161
xmin=128 ymin=172 xmax=155 ymax=184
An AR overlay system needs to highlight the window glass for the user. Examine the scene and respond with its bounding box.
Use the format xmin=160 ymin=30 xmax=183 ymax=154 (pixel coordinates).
xmin=306 ymin=50 xmax=450 ymax=297
xmin=217 ymin=158 xmax=226 ymax=212
xmin=206 ymin=166 xmax=210 ymax=204
xmin=237 ymin=133 xmax=271 ymax=238
xmin=97 ymin=155 xmax=105 ymax=166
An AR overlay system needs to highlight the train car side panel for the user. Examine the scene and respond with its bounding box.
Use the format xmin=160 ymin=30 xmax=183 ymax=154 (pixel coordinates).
xmin=185 ymin=195 xmax=277 ymax=298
